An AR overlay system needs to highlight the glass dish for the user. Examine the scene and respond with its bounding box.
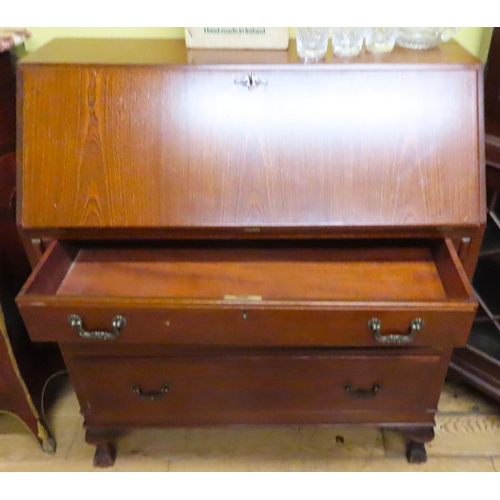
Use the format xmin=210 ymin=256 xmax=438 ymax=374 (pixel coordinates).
xmin=396 ymin=28 xmax=459 ymax=50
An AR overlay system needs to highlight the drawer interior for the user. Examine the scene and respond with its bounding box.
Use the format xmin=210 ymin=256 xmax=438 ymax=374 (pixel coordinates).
xmin=21 ymin=238 xmax=473 ymax=304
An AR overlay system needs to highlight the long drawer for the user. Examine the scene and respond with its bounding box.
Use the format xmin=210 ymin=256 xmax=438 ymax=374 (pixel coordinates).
xmin=67 ymin=349 xmax=445 ymax=427
xmin=16 ymin=238 xmax=477 ymax=347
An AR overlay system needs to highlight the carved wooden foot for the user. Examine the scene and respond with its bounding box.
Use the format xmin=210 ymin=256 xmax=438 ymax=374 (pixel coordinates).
xmin=93 ymin=442 xmax=117 ymax=468
xmin=406 ymin=440 xmax=428 ymax=463
xmin=85 ymin=429 xmax=121 ymax=468
xmin=385 ymin=426 xmax=435 ymax=464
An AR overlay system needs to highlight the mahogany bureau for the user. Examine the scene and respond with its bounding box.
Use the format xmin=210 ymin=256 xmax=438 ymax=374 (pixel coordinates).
xmin=15 ymin=38 xmax=484 ymax=467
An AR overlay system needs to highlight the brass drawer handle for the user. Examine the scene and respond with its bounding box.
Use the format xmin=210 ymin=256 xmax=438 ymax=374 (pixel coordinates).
xmin=68 ymin=314 xmax=125 ymax=340
xmin=131 ymin=384 xmax=169 ymax=401
xmin=234 ymin=73 xmax=268 ymax=91
xmin=367 ymin=318 xmax=424 ymax=344
xmin=344 ymin=383 xmax=382 ymax=399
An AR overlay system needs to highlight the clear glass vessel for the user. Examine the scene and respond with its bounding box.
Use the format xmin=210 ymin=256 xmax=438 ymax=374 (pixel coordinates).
xmin=296 ymin=27 xmax=329 ymax=60
xmin=396 ymin=28 xmax=459 ymax=50
xmin=365 ymin=28 xmax=397 ymax=53
xmin=331 ymin=28 xmax=365 ymax=57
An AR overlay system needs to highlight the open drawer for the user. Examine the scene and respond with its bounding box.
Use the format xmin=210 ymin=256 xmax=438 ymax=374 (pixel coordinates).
xmin=16 ymin=238 xmax=477 ymax=347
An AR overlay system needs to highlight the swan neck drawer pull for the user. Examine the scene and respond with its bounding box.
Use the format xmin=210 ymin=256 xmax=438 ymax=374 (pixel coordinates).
xmin=68 ymin=314 xmax=126 ymax=340
xmin=344 ymin=383 xmax=382 ymax=399
xmin=368 ymin=318 xmax=424 ymax=344
xmin=234 ymin=73 xmax=268 ymax=91
xmin=131 ymin=384 xmax=170 ymax=401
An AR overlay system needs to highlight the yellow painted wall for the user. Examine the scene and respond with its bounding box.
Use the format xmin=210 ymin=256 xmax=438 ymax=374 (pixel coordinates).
xmin=479 ymin=27 xmax=494 ymax=61
xmin=24 ymin=27 xmax=185 ymax=52
xmin=454 ymin=27 xmax=486 ymax=60
xmin=25 ymin=27 xmax=490 ymax=60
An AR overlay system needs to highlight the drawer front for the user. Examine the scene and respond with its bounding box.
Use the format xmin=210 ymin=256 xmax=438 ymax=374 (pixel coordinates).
xmin=20 ymin=305 xmax=474 ymax=348
xmin=72 ymin=351 xmax=443 ymax=427
xmin=20 ymin=66 xmax=480 ymax=229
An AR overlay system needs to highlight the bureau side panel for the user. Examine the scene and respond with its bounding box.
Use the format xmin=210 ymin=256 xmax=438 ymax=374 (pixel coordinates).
xmin=19 ymin=66 xmax=480 ymax=229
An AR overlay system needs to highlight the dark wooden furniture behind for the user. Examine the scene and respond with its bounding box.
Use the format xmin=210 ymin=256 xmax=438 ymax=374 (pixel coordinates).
xmin=449 ymin=28 xmax=500 ymax=399
xmin=0 ymin=48 xmax=62 ymax=452
xmin=15 ymin=39 xmax=484 ymax=467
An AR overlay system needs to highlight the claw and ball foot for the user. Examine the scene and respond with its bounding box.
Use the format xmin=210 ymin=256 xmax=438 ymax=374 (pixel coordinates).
xmin=385 ymin=426 xmax=435 ymax=464
xmin=86 ymin=429 xmax=121 ymax=468
xmin=93 ymin=442 xmax=117 ymax=468
xmin=401 ymin=426 xmax=434 ymax=464
xmin=406 ymin=440 xmax=428 ymax=463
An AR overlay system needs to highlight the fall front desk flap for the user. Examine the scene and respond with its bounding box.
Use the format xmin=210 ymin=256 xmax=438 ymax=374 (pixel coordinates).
xmin=18 ymin=38 xmax=483 ymax=232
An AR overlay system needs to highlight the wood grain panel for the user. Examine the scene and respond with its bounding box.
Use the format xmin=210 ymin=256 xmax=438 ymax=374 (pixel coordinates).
xmin=19 ymin=65 xmax=480 ymax=230
xmin=71 ymin=351 xmax=442 ymax=427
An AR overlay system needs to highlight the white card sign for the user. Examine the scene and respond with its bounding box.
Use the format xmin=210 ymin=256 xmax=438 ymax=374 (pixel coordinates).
xmin=185 ymin=27 xmax=289 ymax=50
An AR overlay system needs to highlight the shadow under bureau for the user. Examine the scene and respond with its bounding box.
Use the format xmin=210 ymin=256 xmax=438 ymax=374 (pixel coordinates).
xmin=15 ymin=38 xmax=484 ymax=467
